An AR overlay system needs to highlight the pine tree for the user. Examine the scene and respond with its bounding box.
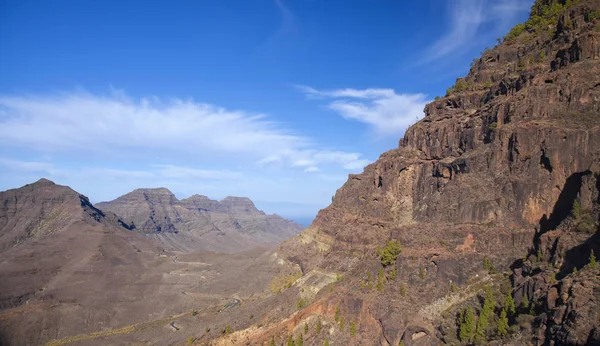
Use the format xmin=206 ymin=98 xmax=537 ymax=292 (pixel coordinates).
xmin=459 ymin=307 xmax=475 ymax=343
xmin=505 ymin=293 xmax=516 ymax=315
xmin=475 ymin=309 xmax=489 ymax=342
xmin=497 ymin=309 xmax=509 ymax=337
xmin=390 ymin=266 xmax=397 ymax=281
xmin=590 ymin=250 xmax=597 ymax=269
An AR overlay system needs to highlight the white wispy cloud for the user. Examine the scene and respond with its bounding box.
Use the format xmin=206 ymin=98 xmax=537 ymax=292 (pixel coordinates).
xmin=0 ymin=91 xmax=369 ymax=172
xmin=297 ymin=85 xmax=428 ymax=136
xmin=421 ymin=0 xmax=532 ymax=63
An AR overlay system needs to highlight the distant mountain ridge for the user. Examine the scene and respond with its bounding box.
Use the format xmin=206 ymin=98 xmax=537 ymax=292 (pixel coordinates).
xmin=95 ymin=188 xmax=304 ymax=253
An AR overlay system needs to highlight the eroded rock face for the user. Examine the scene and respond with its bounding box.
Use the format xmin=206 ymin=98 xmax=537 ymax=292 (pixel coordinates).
xmin=96 ymin=189 xmax=303 ymax=253
xmin=270 ymin=1 xmax=600 ymax=345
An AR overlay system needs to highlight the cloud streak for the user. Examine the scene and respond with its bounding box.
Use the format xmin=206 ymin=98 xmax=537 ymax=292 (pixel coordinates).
xmin=0 ymin=91 xmax=369 ymax=172
xmin=421 ymin=0 xmax=532 ymax=63
xmin=297 ymin=86 xmax=428 ymax=136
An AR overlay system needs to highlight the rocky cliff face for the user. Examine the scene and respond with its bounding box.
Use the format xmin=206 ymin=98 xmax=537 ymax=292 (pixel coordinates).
xmin=218 ymin=1 xmax=600 ymax=345
xmin=96 ymin=189 xmax=303 ymax=253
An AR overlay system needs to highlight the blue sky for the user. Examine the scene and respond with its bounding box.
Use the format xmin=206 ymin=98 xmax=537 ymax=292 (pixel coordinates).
xmin=0 ymin=0 xmax=532 ymax=224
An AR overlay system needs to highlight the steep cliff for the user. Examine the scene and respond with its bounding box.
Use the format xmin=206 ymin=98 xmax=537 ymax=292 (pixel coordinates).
xmin=96 ymin=188 xmax=303 ymax=253
xmin=215 ymin=1 xmax=600 ymax=345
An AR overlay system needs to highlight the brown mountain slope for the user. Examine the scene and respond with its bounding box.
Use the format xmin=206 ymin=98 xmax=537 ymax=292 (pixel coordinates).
xmin=205 ymin=1 xmax=600 ymax=345
xmin=0 ymin=179 xmax=295 ymax=346
xmin=95 ymin=189 xmax=303 ymax=253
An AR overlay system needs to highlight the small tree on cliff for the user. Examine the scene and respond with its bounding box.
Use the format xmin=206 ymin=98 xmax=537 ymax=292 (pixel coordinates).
xmin=459 ymin=307 xmax=476 ymax=343
xmin=380 ymin=240 xmax=402 ymax=266
xmin=505 ymin=293 xmax=516 ymax=315
xmin=589 ymin=250 xmax=597 ymax=269
xmin=497 ymin=309 xmax=509 ymax=337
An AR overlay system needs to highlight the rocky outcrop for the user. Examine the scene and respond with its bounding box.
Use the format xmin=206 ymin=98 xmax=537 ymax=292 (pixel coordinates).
xmin=96 ymin=189 xmax=303 ymax=253
xmin=266 ymin=1 xmax=600 ymax=345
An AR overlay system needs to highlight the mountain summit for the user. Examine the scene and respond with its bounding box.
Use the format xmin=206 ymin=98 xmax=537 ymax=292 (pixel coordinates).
xmin=95 ymin=188 xmax=303 ymax=253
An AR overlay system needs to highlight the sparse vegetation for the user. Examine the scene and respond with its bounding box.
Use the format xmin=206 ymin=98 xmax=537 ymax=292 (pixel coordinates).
xmin=589 ymin=250 xmax=597 ymax=269
xmin=287 ymin=335 xmax=294 ymax=346
xmin=316 ymin=318 xmax=322 ymax=334
xmin=377 ymin=268 xmax=384 ymax=291
xmin=323 ymin=338 xmax=330 ymax=346
xmin=572 ymin=200 xmax=581 ymax=219
xmin=334 ymin=306 xmax=340 ymax=322
xmin=484 ymin=81 xmax=492 ymax=89
xmin=297 ymin=299 xmax=306 ymax=310
xmin=380 ymin=239 xmax=402 ymax=266
xmin=296 ymin=334 xmax=303 ymax=346
xmin=390 ymin=265 xmax=397 ymax=281
xmin=488 ymin=122 xmax=498 ymax=131
xmin=400 ymin=283 xmax=407 ymax=297
xmin=187 ymin=336 xmax=194 ymax=345
xmin=270 ymin=271 xmax=302 ymax=294
xmin=520 ymin=295 xmax=530 ymax=311
xmin=304 ymin=322 xmax=308 ymax=334
xmin=450 ymin=283 xmax=457 ymax=293
xmin=339 ymin=316 xmax=345 ymax=331
xmin=349 ymin=319 xmax=357 ymax=336
xmin=419 ymin=267 xmax=426 ymax=280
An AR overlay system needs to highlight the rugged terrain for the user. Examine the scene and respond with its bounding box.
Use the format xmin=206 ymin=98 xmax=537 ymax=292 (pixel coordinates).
xmin=2 ymin=1 xmax=600 ymax=345
xmin=0 ymin=180 xmax=299 ymax=346
xmin=96 ymin=189 xmax=303 ymax=253
xmin=203 ymin=1 xmax=600 ymax=345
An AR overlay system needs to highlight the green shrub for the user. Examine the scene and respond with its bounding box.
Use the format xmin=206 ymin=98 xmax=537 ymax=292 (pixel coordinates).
xmin=483 ymin=256 xmax=492 ymax=271
xmin=297 ymin=299 xmax=306 ymax=310
xmin=376 ymin=268 xmax=384 ymax=292
xmin=296 ymin=334 xmax=303 ymax=346
xmin=380 ymin=240 xmax=402 ymax=266
xmin=505 ymin=23 xmax=526 ymax=41
xmin=400 ymin=283 xmax=407 ymax=297
xmin=390 ymin=266 xmax=397 ymax=281
xmin=484 ymin=81 xmax=492 ymax=89
xmin=575 ymin=213 xmax=598 ymax=234
xmin=270 ymin=336 xmax=276 ymax=346
xmin=488 ymin=122 xmax=498 ymax=131
xmin=287 ymin=335 xmax=294 ymax=346
xmin=589 ymin=250 xmax=597 ymax=269
xmin=316 ymin=318 xmax=322 ymax=334
xmin=323 ymin=338 xmax=329 ymax=346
